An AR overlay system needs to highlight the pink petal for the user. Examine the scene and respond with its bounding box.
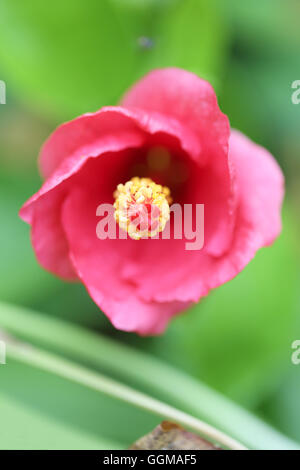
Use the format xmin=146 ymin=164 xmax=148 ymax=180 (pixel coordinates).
xmin=19 ymin=66 xmax=284 ymax=335
xmin=226 ymin=129 xmax=284 ymax=251
xmin=141 ymin=130 xmax=284 ymax=304
xmin=59 ymin=130 xmax=283 ymax=335
xmin=121 ymin=68 xmax=229 ymax=159
xmin=60 ymin=176 xmax=191 ymax=335
xmin=31 ymin=190 xmax=77 ymax=280
xmin=20 ymin=106 xmax=201 ymax=281
xmin=122 ymin=68 xmax=234 ymax=256
xmin=39 ymin=106 xmax=201 ymax=180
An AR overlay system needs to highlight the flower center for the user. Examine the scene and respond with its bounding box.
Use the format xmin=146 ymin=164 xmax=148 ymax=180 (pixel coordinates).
xmin=113 ymin=177 xmax=172 ymax=240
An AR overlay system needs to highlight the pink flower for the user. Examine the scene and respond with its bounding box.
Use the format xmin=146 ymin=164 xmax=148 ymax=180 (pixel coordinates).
xmin=20 ymin=68 xmax=284 ymax=335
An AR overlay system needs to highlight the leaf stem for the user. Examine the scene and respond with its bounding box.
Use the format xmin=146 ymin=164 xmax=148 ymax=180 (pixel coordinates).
xmin=5 ymin=335 xmax=246 ymax=450
xmin=1 ymin=302 xmax=298 ymax=450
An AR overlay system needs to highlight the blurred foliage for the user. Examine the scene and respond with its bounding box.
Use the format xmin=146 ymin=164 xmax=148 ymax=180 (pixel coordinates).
xmin=0 ymin=0 xmax=300 ymax=449
xmin=0 ymin=362 xmax=155 ymax=449
xmin=0 ymin=0 xmax=227 ymax=120
xmin=219 ymin=0 xmax=300 ymax=172
xmin=262 ymin=362 xmax=300 ymax=443
xmin=1 ymin=302 xmax=298 ymax=450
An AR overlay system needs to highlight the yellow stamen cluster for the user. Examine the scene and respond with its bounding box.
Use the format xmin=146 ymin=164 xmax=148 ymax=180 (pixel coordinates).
xmin=113 ymin=177 xmax=172 ymax=240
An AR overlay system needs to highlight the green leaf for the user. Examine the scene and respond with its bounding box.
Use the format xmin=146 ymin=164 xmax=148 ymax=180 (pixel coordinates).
xmin=0 ymin=390 xmax=122 ymax=450
xmin=263 ymin=365 xmax=300 ymax=444
xmin=4 ymin=337 xmax=246 ymax=449
xmin=0 ymin=301 xmax=298 ymax=449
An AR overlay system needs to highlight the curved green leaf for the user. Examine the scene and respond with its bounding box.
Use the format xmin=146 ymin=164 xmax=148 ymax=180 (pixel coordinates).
xmin=0 ymin=301 xmax=298 ymax=449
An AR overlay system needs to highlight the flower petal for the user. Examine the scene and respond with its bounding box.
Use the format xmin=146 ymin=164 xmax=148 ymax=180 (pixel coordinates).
xmin=61 ymin=181 xmax=191 ymax=335
xmin=121 ymin=68 xmax=230 ymax=160
xmin=20 ymin=106 xmax=201 ymax=281
xmin=122 ymin=67 xmax=234 ymax=257
xmin=31 ymin=190 xmax=77 ymax=280
xmin=226 ymin=129 xmax=284 ymax=252
xmin=142 ymin=130 xmax=285 ymax=303
xmin=59 ymin=130 xmax=283 ymax=335
xmin=108 ymin=130 xmax=284 ymax=308
xmin=39 ymin=105 xmax=201 ymax=180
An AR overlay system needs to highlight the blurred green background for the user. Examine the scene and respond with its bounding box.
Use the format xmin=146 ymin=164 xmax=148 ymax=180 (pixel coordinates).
xmin=0 ymin=0 xmax=300 ymax=449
